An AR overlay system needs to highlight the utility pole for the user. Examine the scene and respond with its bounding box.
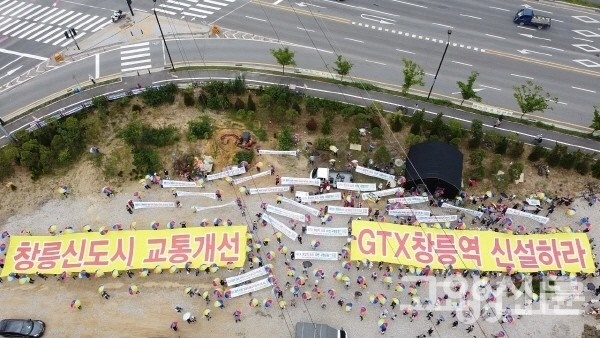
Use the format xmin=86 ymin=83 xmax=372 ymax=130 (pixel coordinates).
xmin=153 ymin=7 xmax=175 ymax=70
xmin=63 ymin=28 xmax=80 ymax=50
xmin=126 ymin=0 xmax=134 ymax=17
xmin=427 ymin=29 xmax=452 ymax=100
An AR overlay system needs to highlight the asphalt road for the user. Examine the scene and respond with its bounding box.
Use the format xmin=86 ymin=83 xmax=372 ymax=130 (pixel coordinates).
xmin=214 ymin=0 xmax=600 ymax=128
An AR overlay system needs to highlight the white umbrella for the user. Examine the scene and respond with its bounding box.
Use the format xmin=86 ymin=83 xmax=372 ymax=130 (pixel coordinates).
xmin=183 ymin=312 xmax=192 ymax=321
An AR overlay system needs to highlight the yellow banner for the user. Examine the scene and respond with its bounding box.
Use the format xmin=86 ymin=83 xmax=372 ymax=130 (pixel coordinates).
xmin=1 ymin=227 xmax=247 ymax=276
xmin=350 ymin=221 xmax=594 ymax=273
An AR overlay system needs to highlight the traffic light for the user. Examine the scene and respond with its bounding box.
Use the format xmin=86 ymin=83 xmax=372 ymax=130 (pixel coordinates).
xmin=70 ymin=28 xmax=76 ymax=36
xmin=64 ymin=31 xmax=69 ymax=40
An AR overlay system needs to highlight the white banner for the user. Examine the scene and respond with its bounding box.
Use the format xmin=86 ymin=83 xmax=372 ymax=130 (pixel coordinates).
xmin=355 ymin=165 xmax=395 ymax=182
xmin=280 ymin=177 xmax=321 ymax=186
xmin=228 ymin=278 xmax=272 ymax=298
xmin=441 ymin=203 xmax=484 ymax=218
xmin=327 ymin=205 xmax=369 ymax=216
xmin=175 ymin=191 xmax=217 ymax=199
xmin=266 ymin=204 xmax=306 ymax=222
xmin=280 ymin=196 xmax=320 ymax=216
xmin=416 ymin=215 xmax=458 ymax=223
xmin=193 ymin=201 xmax=236 ymax=212
xmin=336 ymin=182 xmax=377 ymax=191
xmin=161 ymin=180 xmax=202 ymax=188
xmin=225 ymin=266 xmax=269 ymax=286
xmin=262 ymin=214 xmax=298 ymax=241
xmin=306 ymin=226 xmax=348 ymax=237
xmin=388 ymin=196 xmax=428 ymax=204
xmin=233 ymin=170 xmax=271 ymax=185
xmin=293 ymin=251 xmax=339 ymax=261
xmin=505 ymin=208 xmax=549 ymax=224
xmin=387 ymin=209 xmax=431 ymax=217
xmin=248 ymin=186 xmax=290 ymax=195
xmin=258 ymin=149 xmax=297 ymax=156
xmin=206 ymin=166 xmax=246 ymax=181
xmin=133 ymin=201 xmax=175 ymax=209
xmin=361 ymin=187 xmax=403 ymax=200
xmin=299 ymin=192 xmax=342 ymax=202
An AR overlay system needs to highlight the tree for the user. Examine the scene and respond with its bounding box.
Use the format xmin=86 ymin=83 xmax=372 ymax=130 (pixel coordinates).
xmin=333 ymin=55 xmax=353 ymax=80
xmin=513 ymin=80 xmax=557 ymax=118
xmin=271 ymin=47 xmax=296 ymax=74
xmin=468 ymin=119 xmax=483 ymax=149
xmin=373 ymin=145 xmax=391 ymax=165
xmin=246 ymin=94 xmax=256 ymax=112
xmin=401 ymin=58 xmax=425 ymax=95
xmin=589 ymin=106 xmax=600 ymax=135
xmin=456 ymin=71 xmax=481 ymax=105
xmin=348 ymin=129 xmax=360 ymax=144
xmin=321 ymin=118 xmax=332 ymax=135
xmin=278 ymin=126 xmax=294 ymax=150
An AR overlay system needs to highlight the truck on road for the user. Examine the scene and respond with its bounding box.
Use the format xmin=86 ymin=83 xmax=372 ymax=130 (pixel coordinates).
xmin=513 ymin=8 xmax=551 ymax=29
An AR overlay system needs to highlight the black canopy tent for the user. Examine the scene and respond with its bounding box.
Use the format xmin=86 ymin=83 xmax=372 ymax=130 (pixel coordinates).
xmin=404 ymin=141 xmax=463 ymax=198
xmin=295 ymin=323 xmax=346 ymax=338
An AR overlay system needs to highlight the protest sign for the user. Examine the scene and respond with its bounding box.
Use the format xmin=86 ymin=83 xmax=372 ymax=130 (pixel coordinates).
xmin=133 ymin=202 xmax=175 ymax=209
xmin=206 ymin=166 xmax=246 ymax=181
xmin=175 ymin=191 xmax=217 ymax=199
xmin=387 ymin=209 xmax=431 ymax=217
xmin=248 ymin=186 xmax=290 ymax=195
xmin=336 ymin=182 xmax=377 ymax=192
xmin=361 ymin=187 xmax=403 ymax=200
xmin=299 ymin=192 xmax=342 ymax=202
xmin=232 ymin=170 xmax=271 ymax=185
xmin=306 ymin=226 xmax=348 ymax=237
xmin=228 ymin=278 xmax=272 ymax=298
xmin=355 ymin=165 xmax=395 ymax=181
xmin=258 ymin=149 xmax=297 ymax=156
xmin=441 ymin=203 xmax=484 ymax=218
xmin=161 ymin=180 xmax=202 ymax=188
xmin=327 ymin=205 xmax=369 ymax=216
xmin=266 ymin=205 xmax=306 ymax=222
xmin=280 ymin=177 xmax=321 ymax=186
xmin=225 ymin=266 xmax=269 ymax=286
xmin=387 ymin=196 xmax=428 ymax=204
xmin=505 ymin=208 xmax=549 ymax=224
xmin=279 ymin=196 xmax=320 ymax=216
xmin=293 ymin=251 xmax=339 ymax=261
xmin=416 ymin=215 xmax=458 ymax=223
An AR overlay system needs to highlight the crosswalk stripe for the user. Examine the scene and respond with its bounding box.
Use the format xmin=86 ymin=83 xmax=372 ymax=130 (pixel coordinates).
xmin=16 ymin=4 xmax=40 ymax=18
xmin=49 ymin=10 xmax=74 ymax=25
xmin=2 ymin=21 xmax=28 ymax=35
xmin=182 ymin=11 xmax=206 ymax=18
xmin=76 ymin=15 xmax=98 ymax=30
xmin=11 ymin=3 xmax=34 ymax=16
xmin=0 ymin=0 xmax=10 ymax=7
xmin=182 ymin=0 xmax=199 ymax=3
xmin=121 ymin=53 xmax=151 ymax=60
xmin=0 ymin=18 xmax=19 ymax=31
xmin=153 ymin=8 xmax=177 ymax=15
xmin=0 ymin=1 xmax=18 ymax=12
xmin=122 ymin=64 xmax=152 ymax=72
xmin=9 ymin=21 xmax=35 ymax=36
xmin=167 ymin=0 xmax=192 ymax=7
xmin=60 ymin=12 xmax=82 ymax=27
xmin=121 ymin=59 xmax=152 ymax=66
xmin=33 ymin=8 xmax=59 ymax=22
xmin=25 ymin=6 xmax=49 ymax=20
xmin=196 ymin=3 xmax=220 ymax=10
xmin=121 ymin=41 xmax=149 ymax=48
xmin=57 ymin=31 xmax=85 ymax=45
xmin=41 ymin=9 xmax=65 ymax=23
xmin=159 ymin=4 xmax=182 ymax=10
xmin=81 ymin=17 xmax=106 ymax=31
xmin=35 ymin=27 xmax=61 ymax=41
xmin=121 ymin=47 xmax=150 ymax=54
xmin=204 ymin=0 xmax=228 ymax=6
xmin=188 ymin=7 xmax=213 ymax=14
xmin=17 ymin=23 xmax=46 ymax=39
xmin=43 ymin=31 xmax=66 ymax=44
xmin=0 ymin=17 xmax=11 ymax=28
xmin=92 ymin=20 xmax=112 ymax=32
xmin=221 ymin=0 xmax=236 ymax=3
xmin=68 ymin=14 xmax=90 ymax=27
xmin=24 ymin=25 xmax=52 ymax=40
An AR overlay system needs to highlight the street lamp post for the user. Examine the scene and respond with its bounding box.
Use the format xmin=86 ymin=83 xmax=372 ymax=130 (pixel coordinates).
xmin=427 ymin=29 xmax=452 ymax=100
xmin=153 ymin=1 xmax=175 ymax=71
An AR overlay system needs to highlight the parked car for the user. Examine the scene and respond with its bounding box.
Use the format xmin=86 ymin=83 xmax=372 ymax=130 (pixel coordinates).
xmin=0 ymin=319 xmax=45 ymax=337
xmin=310 ymin=167 xmax=353 ymax=188
xmin=513 ymin=8 xmax=551 ymax=29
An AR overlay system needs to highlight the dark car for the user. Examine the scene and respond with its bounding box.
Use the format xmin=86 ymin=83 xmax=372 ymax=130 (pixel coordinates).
xmin=0 ymin=319 xmax=45 ymax=337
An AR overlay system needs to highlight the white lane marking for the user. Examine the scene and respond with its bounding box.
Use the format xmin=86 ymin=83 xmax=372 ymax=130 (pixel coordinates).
xmin=460 ymin=14 xmax=482 ymax=20
xmin=511 ymin=74 xmax=534 ymax=80
xmin=92 ymin=21 xmax=112 ymax=32
xmin=153 ymin=8 xmax=176 ymax=15
xmin=76 ymin=15 xmax=99 ymax=30
xmin=489 ymin=6 xmax=509 ymax=11
xmin=159 ymin=4 xmax=182 ymax=10
xmin=205 ymin=0 xmax=228 ymax=6
xmin=121 ymin=53 xmax=151 ymax=60
xmin=572 ymin=86 xmax=596 ymax=93
xmin=25 ymin=25 xmax=52 ymax=40
xmin=553 ymin=19 xmax=563 ymax=23
xmin=2 ymin=21 xmax=28 ymax=35
xmin=60 ymin=12 xmax=83 ymax=27
xmin=556 ymin=101 xmax=567 ymax=105
xmin=395 ymin=48 xmax=414 ymax=54
xmin=273 ymin=0 xmax=283 ymax=4
xmin=388 ymin=0 xmax=427 ymax=8
xmin=245 ymin=15 xmax=266 ymax=22
xmin=345 ymin=37 xmax=364 ymax=43
xmin=68 ymin=14 xmax=90 ymax=28
xmin=540 ymin=45 xmax=563 ymax=51
xmin=82 ymin=17 xmax=107 ymax=31
xmin=533 ymin=8 xmax=552 ymax=14
xmin=451 ymin=60 xmax=472 ymax=67
xmin=167 ymin=0 xmax=191 ymax=7
xmin=188 ymin=7 xmax=213 ymax=14
xmin=0 ymin=47 xmax=47 ymax=60
xmin=480 ymin=84 xmax=502 ymax=91
xmin=297 ymin=27 xmax=315 ymax=32
xmin=122 ymin=65 xmax=152 ymax=72
xmin=425 ymin=72 xmax=435 ymax=77
xmin=485 ymin=34 xmax=505 ymax=39
xmin=0 ymin=56 xmax=21 ymax=71
xmin=9 ymin=22 xmax=36 ymax=37
xmin=95 ymin=53 xmax=100 ymax=78
xmin=182 ymin=12 xmax=206 ymax=18
xmin=41 ymin=9 xmax=65 ymax=23
xmin=196 ymin=3 xmax=220 ymax=10
xmin=121 ymin=59 xmax=151 ymax=66
xmin=121 ymin=47 xmax=150 ymax=54
xmin=573 ymin=37 xmax=594 ymax=43
xmin=365 ymin=59 xmax=386 ymax=66
xmin=121 ymin=42 xmax=150 ymax=48
xmin=432 ymin=23 xmax=453 ymax=28
xmin=516 ymin=26 xmax=536 ymax=31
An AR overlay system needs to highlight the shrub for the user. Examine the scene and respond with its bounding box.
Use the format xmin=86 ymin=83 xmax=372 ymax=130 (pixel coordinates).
xmin=234 ymin=150 xmax=254 ymax=164
xmin=494 ymin=137 xmax=509 ymax=155
xmin=187 ymin=116 xmax=214 ymax=140
xmin=591 ymin=160 xmax=600 ymax=179
xmin=371 ymin=127 xmax=384 ymax=139
xmin=285 ymin=108 xmax=300 ymax=124
xmin=469 ymin=120 xmax=483 ymax=149
xmin=278 ymin=126 xmax=294 ymax=151
xmin=140 ymin=83 xmax=177 ymax=107
xmin=206 ymin=95 xmax=230 ymax=110
xmin=306 ymin=117 xmax=318 ymax=131
xmin=508 ymin=140 xmax=525 ymax=159
xmin=315 ymin=137 xmax=332 ymax=151
xmin=255 ymin=128 xmax=267 ymax=141
xmin=405 ymin=133 xmax=424 ymax=148
xmin=203 ymin=80 xmax=227 ymax=96
xmin=559 ymin=151 xmax=577 ymax=170
xmin=373 ymin=145 xmax=391 ymax=165
xmin=410 ymin=111 xmax=424 ymax=135
xmin=527 ymin=145 xmax=547 ymax=162
xmin=233 ymin=98 xmax=245 ymax=110
xmin=353 ymin=114 xmax=369 ymax=128
xmin=305 ymin=97 xmax=321 ymax=115
xmin=428 ymin=113 xmax=447 ymax=139
xmin=183 ymin=91 xmax=195 ymax=107
xmin=92 ymin=95 xmax=109 ymax=111
xmin=469 ymin=164 xmax=485 ymax=180
xmin=226 ymin=76 xmax=246 ymax=95
xmin=546 ymin=143 xmax=567 ymax=167
xmin=0 ymin=149 xmax=14 ymax=178
xmin=121 ymin=121 xmax=180 ymax=147
xmin=574 ymin=151 xmax=592 ymax=175
xmin=469 ymin=149 xmax=486 ymax=166
xmin=348 ymin=129 xmax=360 ymax=144
xmin=389 ymin=114 xmax=404 ymax=132
xmin=198 ymin=92 xmax=208 ymax=106
xmin=246 ymin=94 xmax=256 ymax=112
xmin=488 ymin=155 xmax=503 ymax=176
xmin=321 ymin=118 xmax=332 ymax=135
xmin=132 ymin=147 xmax=161 ymax=177
xmin=132 ymin=104 xmax=142 ymax=113
xmin=292 ymin=102 xmax=301 ymax=114
xmin=446 ymin=120 xmax=465 ymax=141
xmin=508 ymin=162 xmax=524 ymax=181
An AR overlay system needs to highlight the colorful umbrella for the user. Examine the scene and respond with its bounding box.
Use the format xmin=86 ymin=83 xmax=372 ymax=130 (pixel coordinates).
xmin=295 ymin=276 xmax=306 ymax=286
xmin=129 ymin=222 xmax=136 ymax=230
xmin=278 ymin=245 xmax=288 ymax=254
xmin=202 ymin=291 xmax=209 ymax=300
xmin=203 ymin=309 xmax=211 ymax=317
xmin=48 ymin=225 xmax=57 ymax=234
xmin=302 ymin=291 xmax=312 ymax=300
xmin=82 ymin=224 xmax=92 ymax=232
xmin=262 ymin=298 xmax=273 ymax=308
xmin=359 ymin=306 xmax=367 ymax=316
xmin=249 ymin=298 xmax=259 ymax=307
xmin=328 ymin=289 xmax=336 ymax=298
xmin=184 ymin=287 xmax=193 ymax=295
xmin=99 ymin=226 xmax=108 ymax=235
xmin=345 ymin=303 xmax=353 ymax=312
xmin=95 ymin=270 xmax=104 ymax=278
xmin=333 ymin=271 xmax=342 ymax=280
xmin=214 ymin=300 xmax=224 ymax=308
xmin=224 ymin=290 xmax=232 ymax=299
xmin=566 ymin=208 xmax=576 ymax=216
xmin=111 ymin=269 xmax=119 ymax=278
xmin=290 ymin=286 xmax=300 ymax=294
xmin=341 ymin=275 xmax=350 ymax=282
xmin=210 ymin=263 xmax=219 ymax=273
xmin=212 ymin=278 xmax=222 ymax=286
xmin=97 ymin=285 xmax=105 ymax=294
xmin=154 ymin=265 xmax=163 ymax=274
xmin=357 ymin=276 xmax=365 ymax=284
xmin=287 ymin=267 xmax=296 ymax=277
xmin=129 ymin=285 xmax=139 ymax=295
xmin=71 ymin=299 xmax=81 ymax=309
xmin=369 ymin=294 xmax=378 ymax=304
xmin=18 ymin=276 xmax=30 ymax=285
xmin=151 ymin=221 xmax=159 ymax=230
xmin=377 ymin=294 xmax=387 ymax=305
xmin=168 ymin=221 xmax=176 ymax=229
xmin=278 ymin=300 xmax=286 ymax=309
xmin=310 ymin=240 xmax=320 ymax=249
xmin=1 ymin=230 xmax=9 ymax=239
xmin=342 ymin=261 xmax=351 ymax=270
xmin=266 ymin=251 xmax=276 ymax=260
xmin=112 ymin=223 xmax=122 ymax=230
xmin=213 ymin=289 xmax=223 ymax=298
xmin=314 ymin=268 xmax=324 ymax=278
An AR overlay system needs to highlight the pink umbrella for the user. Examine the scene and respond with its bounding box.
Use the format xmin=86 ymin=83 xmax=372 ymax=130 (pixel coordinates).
xmin=168 ymin=221 xmax=176 ymax=229
xmin=112 ymin=223 xmax=122 ymax=230
xmin=357 ymin=276 xmax=365 ymax=285
xmin=272 ymin=286 xmax=282 ymax=296
xmin=359 ymin=306 xmax=367 ymax=316
xmin=295 ymin=276 xmax=306 ymax=286
xmin=151 ymin=222 xmax=159 ymax=230
xmin=1 ymin=230 xmax=9 ymax=239
xmin=302 ymin=291 xmax=312 ymax=300
xmin=263 ymin=299 xmax=273 ymax=308
xmin=333 ymin=271 xmax=341 ymax=279
xmin=328 ymin=289 xmax=336 ymax=298
xmin=314 ymin=268 xmax=324 ymax=278
xmin=224 ymin=290 xmax=232 ymax=299
xmin=267 ymin=275 xmax=278 ymax=285
xmin=213 ymin=289 xmax=223 ymax=297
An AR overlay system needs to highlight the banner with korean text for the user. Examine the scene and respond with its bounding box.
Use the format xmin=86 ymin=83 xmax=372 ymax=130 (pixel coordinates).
xmin=232 ymin=170 xmax=271 ymax=185
xmin=225 ymin=266 xmax=269 ymax=286
xmin=228 ymin=278 xmax=272 ymax=298
xmin=1 ymin=227 xmax=247 ymax=276
xmin=355 ymin=165 xmax=395 ymax=182
xmin=262 ymin=214 xmax=298 ymax=241
xmin=280 ymin=177 xmax=321 ymax=186
xmin=336 ymin=182 xmax=377 ymax=192
xmin=441 ymin=203 xmax=484 ymax=218
xmin=387 ymin=196 xmax=428 ymax=204
xmin=350 ymin=221 xmax=594 ymax=273
xmin=161 ymin=180 xmax=202 ymax=188
xmin=387 ymin=209 xmax=430 ymax=217
xmin=206 ymin=166 xmax=246 ymax=181
xmin=280 ymin=196 xmax=320 ymax=216
xmin=248 ymin=186 xmax=290 ymax=195
xmin=133 ymin=202 xmax=175 ymax=209
xmin=327 ymin=205 xmax=369 ymax=216
xmin=258 ymin=149 xmax=297 ymax=156
xmin=294 ymin=251 xmax=339 ymax=261
xmin=306 ymin=226 xmax=348 ymax=237
xmin=299 ymin=192 xmax=342 ymax=202
xmin=266 ymin=204 xmax=306 ymax=222
xmin=176 ymin=191 xmax=217 ymax=199
xmin=416 ymin=215 xmax=458 ymax=223
xmin=505 ymin=208 xmax=549 ymax=224
xmin=361 ymin=188 xmax=403 ymax=200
